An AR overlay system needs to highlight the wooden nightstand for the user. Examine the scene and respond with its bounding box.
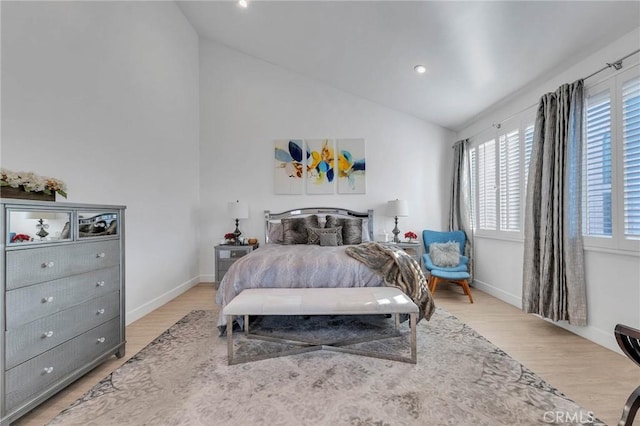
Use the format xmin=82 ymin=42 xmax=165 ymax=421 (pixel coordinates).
xmin=215 ymin=244 xmax=258 ymax=282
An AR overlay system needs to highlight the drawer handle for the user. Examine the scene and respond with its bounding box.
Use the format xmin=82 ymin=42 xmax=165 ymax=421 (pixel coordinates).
xmin=96 ymin=252 xmax=106 ymax=258
xmin=41 ymin=296 xmax=54 ymax=304
xmin=43 ymin=367 xmax=54 ymax=374
xmin=42 ymin=331 xmax=54 ymax=338
xmin=96 ymin=281 xmax=105 ymax=287
xmin=41 ymin=261 xmax=55 ymax=268
xmin=96 ymin=309 xmax=105 ymax=315
xmin=97 ymin=337 xmax=106 ymax=343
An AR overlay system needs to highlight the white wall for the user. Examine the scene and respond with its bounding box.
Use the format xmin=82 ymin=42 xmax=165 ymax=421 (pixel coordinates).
xmin=198 ymin=40 xmax=455 ymax=280
xmin=1 ymin=1 xmax=201 ymax=323
xmin=458 ymin=28 xmax=640 ymax=352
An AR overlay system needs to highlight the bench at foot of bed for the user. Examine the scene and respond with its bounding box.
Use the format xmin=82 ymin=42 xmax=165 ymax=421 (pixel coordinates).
xmin=222 ymin=287 xmax=419 ymax=365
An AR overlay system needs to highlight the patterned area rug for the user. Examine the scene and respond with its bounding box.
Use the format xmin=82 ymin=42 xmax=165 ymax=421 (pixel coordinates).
xmin=48 ymin=309 xmax=602 ymax=426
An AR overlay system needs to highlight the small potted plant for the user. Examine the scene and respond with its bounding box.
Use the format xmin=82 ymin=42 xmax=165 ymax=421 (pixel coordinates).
xmin=404 ymin=231 xmax=418 ymax=243
xmin=224 ymin=232 xmax=236 ymax=244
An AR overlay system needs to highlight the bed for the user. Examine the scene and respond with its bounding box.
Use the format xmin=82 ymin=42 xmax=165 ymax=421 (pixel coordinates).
xmin=215 ymin=207 xmax=434 ymax=330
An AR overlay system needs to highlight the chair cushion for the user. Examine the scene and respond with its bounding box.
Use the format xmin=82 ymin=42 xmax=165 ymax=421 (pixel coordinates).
xmin=430 ymin=269 xmax=470 ymax=280
xmin=429 ymin=241 xmax=460 ymax=267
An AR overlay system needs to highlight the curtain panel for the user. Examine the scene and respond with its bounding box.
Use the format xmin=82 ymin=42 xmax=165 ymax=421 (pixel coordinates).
xmin=448 ymin=138 xmax=474 ymax=282
xmin=522 ymin=80 xmax=587 ymax=326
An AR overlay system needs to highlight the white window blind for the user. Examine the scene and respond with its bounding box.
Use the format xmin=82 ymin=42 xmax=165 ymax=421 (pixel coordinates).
xmin=523 ymin=124 xmax=534 ymax=191
xmin=583 ymin=88 xmax=612 ymax=237
xmin=499 ymin=129 xmax=520 ymax=231
xmin=622 ymin=76 xmax=640 ymax=239
xmin=469 ymin=147 xmax=477 ymax=230
xmin=477 ymin=139 xmax=497 ymax=230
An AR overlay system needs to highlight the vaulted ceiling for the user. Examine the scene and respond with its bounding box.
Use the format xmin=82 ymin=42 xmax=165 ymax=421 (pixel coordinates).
xmin=177 ymin=1 xmax=640 ymax=131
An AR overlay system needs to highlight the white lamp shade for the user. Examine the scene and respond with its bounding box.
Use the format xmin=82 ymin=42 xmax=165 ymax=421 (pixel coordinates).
xmin=228 ymin=201 xmax=249 ymax=219
xmin=386 ymin=199 xmax=409 ymax=217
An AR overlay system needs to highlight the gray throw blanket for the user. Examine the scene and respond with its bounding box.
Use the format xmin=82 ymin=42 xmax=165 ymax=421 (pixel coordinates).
xmin=346 ymin=242 xmax=436 ymax=321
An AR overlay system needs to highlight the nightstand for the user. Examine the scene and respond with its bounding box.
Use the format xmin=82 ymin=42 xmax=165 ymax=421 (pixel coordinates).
xmin=394 ymin=242 xmax=423 ymax=269
xmin=215 ymin=244 xmax=258 ymax=282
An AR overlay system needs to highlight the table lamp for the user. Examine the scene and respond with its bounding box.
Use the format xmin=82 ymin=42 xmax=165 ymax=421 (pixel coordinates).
xmin=228 ymin=200 xmax=249 ymax=245
xmin=386 ymin=199 xmax=408 ymax=243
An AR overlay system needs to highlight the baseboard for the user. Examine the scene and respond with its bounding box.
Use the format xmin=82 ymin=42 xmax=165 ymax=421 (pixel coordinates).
xmin=126 ymin=276 xmax=201 ymax=325
xmin=471 ymin=279 xmax=622 ymax=355
xmin=471 ymin=279 xmax=522 ymax=307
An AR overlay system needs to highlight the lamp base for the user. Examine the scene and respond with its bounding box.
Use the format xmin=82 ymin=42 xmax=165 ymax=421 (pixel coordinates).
xmin=392 ymin=217 xmax=400 ymax=243
xmin=233 ymin=219 xmax=242 ymax=245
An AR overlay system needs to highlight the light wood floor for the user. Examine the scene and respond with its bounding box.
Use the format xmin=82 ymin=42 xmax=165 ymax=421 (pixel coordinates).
xmin=14 ymin=283 xmax=640 ymax=426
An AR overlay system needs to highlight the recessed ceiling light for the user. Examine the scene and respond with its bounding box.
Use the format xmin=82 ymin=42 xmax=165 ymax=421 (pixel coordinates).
xmin=238 ymin=0 xmax=248 ymax=8
xmin=414 ymin=65 xmax=427 ymax=74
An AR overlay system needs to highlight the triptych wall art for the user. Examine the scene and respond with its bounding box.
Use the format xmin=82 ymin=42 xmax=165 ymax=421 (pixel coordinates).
xmin=274 ymin=138 xmax=366 ymax=195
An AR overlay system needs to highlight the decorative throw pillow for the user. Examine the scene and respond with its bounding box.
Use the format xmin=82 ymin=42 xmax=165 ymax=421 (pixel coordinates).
xmin=319 ymin=233 xmax=339 ymax=247
xmin=429 ymin=241 xmax=460 ymax=267
xmin=325 ymin=216 xmax=362 ymax=245
xmin=267 ymin=222 xmax=284 ymax=244
xmin=307 ymin=226 xmax=343 ymax=246
xmin=282 ymin=215 xmax=320 ymax=244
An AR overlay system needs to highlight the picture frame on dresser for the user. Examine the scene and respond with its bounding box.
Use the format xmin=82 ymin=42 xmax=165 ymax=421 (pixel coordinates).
xmin=0 ymin=199 xmax=126 ymax=425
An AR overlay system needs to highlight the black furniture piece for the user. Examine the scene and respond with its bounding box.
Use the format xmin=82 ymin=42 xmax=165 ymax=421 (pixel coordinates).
xmin=615 ymin=324 xmax=640 ymax=426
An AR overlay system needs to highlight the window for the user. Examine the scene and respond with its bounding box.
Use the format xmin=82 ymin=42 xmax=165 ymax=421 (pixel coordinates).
xmin=583 ymin=64 xmax=640 ymax=251
xmin=476 ymin=138 xmax=497 ymax=230
xmin=622 ymin=76 xmax=640 ymax=239
xmin=499 ymin=129 xmax=520 ymax=231
xmin=468 ymin=115 xmax=533 ymax=236
xmin=583 ymin=88 xmax=612 ymax=237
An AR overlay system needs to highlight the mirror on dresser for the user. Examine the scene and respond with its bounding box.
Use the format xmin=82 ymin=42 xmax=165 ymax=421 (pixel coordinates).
xmin=7 ymin=209 xmax=72 ymax=244
xmin=77 ymin=211 xmax=119 ymax=238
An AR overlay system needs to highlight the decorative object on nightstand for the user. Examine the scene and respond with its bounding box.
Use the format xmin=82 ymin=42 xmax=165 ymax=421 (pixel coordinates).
xmin=228 ymin=200 xmax=249 ymax=245
xmin=404 ymin=231 xmax=417 ymax=243
xmin=26 ymin=211 xmax=58 ymax=239
xmin=386 ymin=199 xmax=408 ymax=243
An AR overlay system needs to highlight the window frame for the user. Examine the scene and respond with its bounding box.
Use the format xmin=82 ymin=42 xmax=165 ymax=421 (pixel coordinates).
xmin=583 ymin=64 xmax=640 ymax=253
xmin=468 ymin=112 xmax=535 ymax=240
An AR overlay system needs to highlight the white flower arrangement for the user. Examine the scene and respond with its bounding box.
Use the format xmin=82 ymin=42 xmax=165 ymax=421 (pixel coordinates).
xmin=0 ymin=168 xmax=67 ymax=198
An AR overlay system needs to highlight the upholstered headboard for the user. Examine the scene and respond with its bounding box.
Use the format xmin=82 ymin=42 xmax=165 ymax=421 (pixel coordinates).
xmin=264 ymin=207 xmax=374 ymax=244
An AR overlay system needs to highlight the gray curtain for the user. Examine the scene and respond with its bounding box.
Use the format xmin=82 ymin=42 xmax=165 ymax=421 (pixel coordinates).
xmin=448 ymin=138 xmax=474 ymax=282
xmin=522 ymin=80 xmax=587 ymax=326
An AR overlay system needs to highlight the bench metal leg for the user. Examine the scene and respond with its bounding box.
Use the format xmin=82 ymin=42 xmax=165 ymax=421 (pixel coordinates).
xmin=226 ymin=314 xmax=419 ymax=365
xmin=226 ymin=315 xmax=234 ymax=365
xmin=410 ymin=312 xmax=417 ymax=363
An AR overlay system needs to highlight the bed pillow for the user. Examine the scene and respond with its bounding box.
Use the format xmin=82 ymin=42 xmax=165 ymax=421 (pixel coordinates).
xmin=325 ymin=216 xmax=362 ymax=245
xmin=429 ymin=241 xmax=460 ymax=267
xmin=267 ymin=222 xmax=284 ymax=244
xmin=307 ymin=226 xmax=343 ymax=246
xmin=282 ymin=215 xmax=320 ymax=244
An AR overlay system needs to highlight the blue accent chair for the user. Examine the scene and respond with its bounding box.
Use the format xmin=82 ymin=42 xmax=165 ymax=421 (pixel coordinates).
xmin=422 ymin=230 xmax=473 ymax=303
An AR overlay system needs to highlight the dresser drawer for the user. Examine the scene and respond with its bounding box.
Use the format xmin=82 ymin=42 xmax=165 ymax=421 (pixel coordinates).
xmin=6 ymin=266 xmax=120 ymax=329
xmin=6 ymin=239 xmax=120 ymax=289
xmin=5 ymin=317 xmax=121 ymax=412
xmin=5 ymin=292 xmax=120 ymax=369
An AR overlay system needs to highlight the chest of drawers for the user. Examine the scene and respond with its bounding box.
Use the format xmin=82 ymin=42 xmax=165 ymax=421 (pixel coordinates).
xmin=0 ymin=200 xmax=126 ymax=425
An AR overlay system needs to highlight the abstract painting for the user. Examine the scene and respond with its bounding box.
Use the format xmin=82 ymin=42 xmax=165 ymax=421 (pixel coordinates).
xmin=274 ymin=139 xmax=304 ymax=194
xmin=337 ymin=138 xmax=366 ymax=194
xmin=305 ymin=139 xmax=335 ymax=194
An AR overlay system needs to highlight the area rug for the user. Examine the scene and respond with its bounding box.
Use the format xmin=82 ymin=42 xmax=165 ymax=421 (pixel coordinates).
xmin=48 ymin=309 xmax=602 ymax=426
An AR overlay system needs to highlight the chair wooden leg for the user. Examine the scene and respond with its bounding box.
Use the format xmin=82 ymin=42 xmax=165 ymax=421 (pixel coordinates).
xmin=619 ymin=385 xmax=640 ymax=426
xmin=457 ymin=279 xmax=474 ymax=304
xmin=430 ymin=276 xmax=440 ymax=295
